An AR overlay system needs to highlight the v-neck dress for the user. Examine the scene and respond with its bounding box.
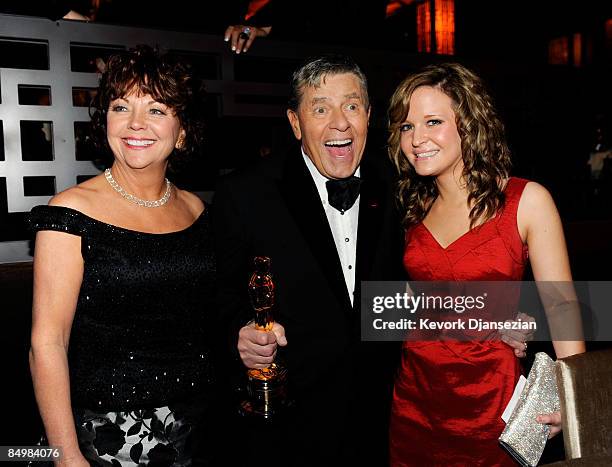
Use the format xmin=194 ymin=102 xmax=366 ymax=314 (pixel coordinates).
xmin=389 ymin=178 xmax=529 ymax=467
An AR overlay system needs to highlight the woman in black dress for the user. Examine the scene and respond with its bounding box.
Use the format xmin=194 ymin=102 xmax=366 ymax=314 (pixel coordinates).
xmin=28 ymin=45 xmax=214 ymax=466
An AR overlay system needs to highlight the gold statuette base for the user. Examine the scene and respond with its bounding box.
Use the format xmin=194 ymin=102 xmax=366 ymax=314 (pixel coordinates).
xmin=240 ymin=364 xmax=288 ymax=419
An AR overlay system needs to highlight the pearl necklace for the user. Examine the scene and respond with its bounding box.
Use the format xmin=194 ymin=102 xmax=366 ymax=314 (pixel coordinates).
xmin=104 ymin=168 xmax=172 ymax=208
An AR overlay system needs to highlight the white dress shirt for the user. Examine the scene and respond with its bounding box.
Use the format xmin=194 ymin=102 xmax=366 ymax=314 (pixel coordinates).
xmin=303 ymin=150 xmax=359 ymax=306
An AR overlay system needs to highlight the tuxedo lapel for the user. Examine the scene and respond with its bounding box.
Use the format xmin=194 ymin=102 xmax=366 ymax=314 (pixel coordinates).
xmin=354 ymin=162 xmax=387 ymax=310
xmin=277 ymin=152 xmax=353 ymax=312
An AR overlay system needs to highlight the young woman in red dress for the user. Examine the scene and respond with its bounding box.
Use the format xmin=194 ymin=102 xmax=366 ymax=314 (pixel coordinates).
xmin=386 ymin=63 xmax=585 ymax=466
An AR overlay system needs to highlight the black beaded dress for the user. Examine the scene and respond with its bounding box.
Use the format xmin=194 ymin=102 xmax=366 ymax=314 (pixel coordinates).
xmin=28 ymin=205 xmax=216 ymax=467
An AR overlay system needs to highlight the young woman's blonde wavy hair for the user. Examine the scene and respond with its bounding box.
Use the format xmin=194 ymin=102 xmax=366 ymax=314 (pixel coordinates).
xmin=387 ymin=63 xmax=512 ymax=228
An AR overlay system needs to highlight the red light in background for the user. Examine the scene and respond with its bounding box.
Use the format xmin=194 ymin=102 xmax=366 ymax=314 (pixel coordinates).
xmin=417 ymin=1 xmax=432 ymax=53
xmin=386 ymin=0 xmax=417 ymax=18
xmin=435 ymin=0 xmax=454 ymax=55
xmin=573 ymin=33 xmax=582 ymax=67
xmin=245 ymin=0 xmax=270 ymax=21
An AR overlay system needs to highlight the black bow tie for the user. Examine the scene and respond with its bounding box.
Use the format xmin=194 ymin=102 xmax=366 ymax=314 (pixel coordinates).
xmin=326 ymin=176 xmax=362 ymax=214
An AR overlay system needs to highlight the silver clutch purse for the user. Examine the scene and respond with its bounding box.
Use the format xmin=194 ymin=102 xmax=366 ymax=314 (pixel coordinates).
xmin=499 ymin=352 xmax=560 ymax=467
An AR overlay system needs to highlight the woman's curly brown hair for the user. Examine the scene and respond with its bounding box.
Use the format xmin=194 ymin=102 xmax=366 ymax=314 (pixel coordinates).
xmin=387 ymin=63 xmax=511 ymax=229
xmin=89 ymin=44 xmax=206 ymax=169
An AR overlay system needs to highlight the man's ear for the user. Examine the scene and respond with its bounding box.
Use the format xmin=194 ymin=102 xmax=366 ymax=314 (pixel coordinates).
xmin=287 ymin=109 xmax=302 ymax=140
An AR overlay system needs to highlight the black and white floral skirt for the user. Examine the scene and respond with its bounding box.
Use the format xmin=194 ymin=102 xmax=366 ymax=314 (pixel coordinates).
xmin=74 ymin=402 xmax=207 ymax=467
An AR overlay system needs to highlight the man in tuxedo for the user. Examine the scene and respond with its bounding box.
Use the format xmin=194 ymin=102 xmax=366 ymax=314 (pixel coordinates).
xmin=212 ymin=55 xmax=530 ymax=466
xmin=213 ymin=54 xmax=402 ymax=466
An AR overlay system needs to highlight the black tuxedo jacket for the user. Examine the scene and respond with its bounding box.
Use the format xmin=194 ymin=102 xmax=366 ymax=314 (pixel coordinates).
xmin=212 ymin=149 xmax=404 ymax=466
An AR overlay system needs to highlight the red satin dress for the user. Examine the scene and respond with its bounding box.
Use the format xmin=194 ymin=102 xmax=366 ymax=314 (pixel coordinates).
xmin=389 ymin=178 xmax=530 ymax=467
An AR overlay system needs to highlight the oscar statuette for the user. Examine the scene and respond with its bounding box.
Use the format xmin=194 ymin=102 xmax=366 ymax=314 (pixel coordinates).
xmin=239 ymin=256 xmax=288 ymax=418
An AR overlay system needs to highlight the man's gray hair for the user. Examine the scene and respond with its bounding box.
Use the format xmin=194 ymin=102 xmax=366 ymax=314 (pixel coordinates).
xmin=288 ymin=54 xmax=369 ymax=111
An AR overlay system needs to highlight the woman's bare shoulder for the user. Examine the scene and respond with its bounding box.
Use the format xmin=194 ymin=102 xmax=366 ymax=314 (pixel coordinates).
xmin=174 ymin=188 xmax=205 ymax=217
xmin=48 ymin=174 xmax=107 ymax=213
xmin=519 ymin=181 xmax=556 ymax=211
xmin=517 ymin=181 xmax=561 ymax=238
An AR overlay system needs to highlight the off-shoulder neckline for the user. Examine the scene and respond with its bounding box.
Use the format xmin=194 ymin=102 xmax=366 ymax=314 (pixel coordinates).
xmin=35 ymin=204 xmax=207 ymax=236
